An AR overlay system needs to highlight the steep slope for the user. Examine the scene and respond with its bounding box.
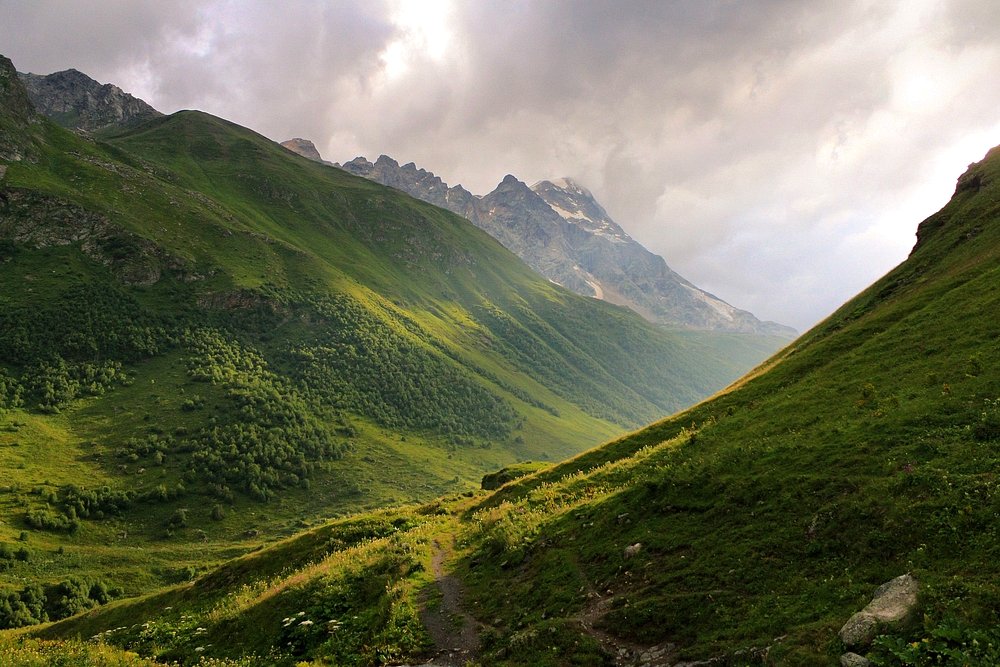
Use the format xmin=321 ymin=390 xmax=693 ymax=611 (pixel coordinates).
xmin=532 ymin=177 xmax=796 ymax=336
xmin=36 ymin=145 xmax=1000 ymax=666
xmin=450 ymin=145 xmax=1000 ymax=664
xmin=339 ymin=154 xmax=795 ymax=337
xmin=0 ymin=53 xmax=784 ymax=623
xmin=0 ymin=55 xmax=40 ymax=162
xmin=18 ymin=68 xmax=161 ymax=133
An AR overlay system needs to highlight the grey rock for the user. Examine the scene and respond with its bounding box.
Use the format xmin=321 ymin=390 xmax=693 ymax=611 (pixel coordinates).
xmin=637 ymin=641 xmax=675 ymax=665
xmin=17 ymin=67 xmax=161 ymax=133
xmin=839 ymin=574 xmax=919 ymax=649
xmin=840 ymin=652 xmax=871 ymax=667
xmin=339 ymin=154 xmax=796 ymax=337
xmin=839 ymin=612 xmax=880 ymax=650
xmin=0 ymin=53 xmax=41 ymax=162
xmin=0 ymin=189 xmax=190 ymax=286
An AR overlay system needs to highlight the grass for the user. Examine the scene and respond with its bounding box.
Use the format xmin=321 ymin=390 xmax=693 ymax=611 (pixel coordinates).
xmin=30 ymin=143 xmax=1000 ymax=665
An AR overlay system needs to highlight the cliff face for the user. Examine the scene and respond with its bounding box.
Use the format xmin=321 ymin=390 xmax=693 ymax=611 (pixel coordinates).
xmin=0 ymin=54 xmax=40 ymax=162
xmin=18 ymin=68 xmax=161 ymax=133
xmin=339 ymin=154 xmax=796 ymax=337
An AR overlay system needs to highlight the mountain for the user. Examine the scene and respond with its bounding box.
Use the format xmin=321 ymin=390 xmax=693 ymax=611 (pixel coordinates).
xmin=338 ymin=154 xmax=796 ymax=337
xmin=532 ymin=177 xmax=796 ymax=336
xmin=0 ymin=55 xmax=39 ymax=163
xmin=31 ymin=142 xmax=1000 ymax=666
xmin=280 ymin=137 xmax=332 ymax=165
xmin=17 ymin=67 xmax=161 ymax=133
xmin=0 ymin=54 xmax=791 ymax=635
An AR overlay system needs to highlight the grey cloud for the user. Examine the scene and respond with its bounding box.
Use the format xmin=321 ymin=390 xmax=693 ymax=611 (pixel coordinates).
xmin=1 ymin=1 xmax=203 ymax=75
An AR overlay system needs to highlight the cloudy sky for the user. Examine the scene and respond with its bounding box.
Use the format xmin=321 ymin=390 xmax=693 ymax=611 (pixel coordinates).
xmin=3 ymin=0 xmax=999 ymax=330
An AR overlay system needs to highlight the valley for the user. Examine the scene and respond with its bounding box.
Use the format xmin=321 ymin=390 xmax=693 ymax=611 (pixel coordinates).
xmin=2 ymin=45 xmax=999 ymax=667
xmin=22 ymin=140 xmax=1000 ymax=666
xmin=0 ymin=51 xmax=788 ymax=660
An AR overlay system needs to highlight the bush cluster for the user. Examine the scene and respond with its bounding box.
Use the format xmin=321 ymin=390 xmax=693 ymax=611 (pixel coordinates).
xmin=0 ymin=577 xmax=115 ymax=629
xmin=182 ymin=329 xmax=345 ymax=499
xmin=293 ymin=294 xmax=516 ymax=439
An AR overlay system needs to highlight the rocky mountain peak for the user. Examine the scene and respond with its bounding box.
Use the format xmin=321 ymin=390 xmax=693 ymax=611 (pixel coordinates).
xmin=337 ymin=153 xmax=796 ymax=337
xmin=280 ymin=138 xmax=324 ymax=162
xmin=342 ymin=156 xmax=374 ymax=172
xmin=17 ymin=67 xmax=161 ymax=133
xmin=0 ymin=54 xmax=36 ymax=124
xmin=490 ymin=175 xmax=540 ymax=202
xmin=541 ymin=177 xmax=590 ymax=196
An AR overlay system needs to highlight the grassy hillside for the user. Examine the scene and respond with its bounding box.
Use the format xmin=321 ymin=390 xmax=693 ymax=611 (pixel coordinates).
xmin=25 ymin=145 xmax=1000 ymax=666
xmin=0 ymin=52 xmax=785 ymax=632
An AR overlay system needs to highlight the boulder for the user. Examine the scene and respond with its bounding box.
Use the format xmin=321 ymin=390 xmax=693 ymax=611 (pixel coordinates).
xmin=840 ymin=652 xmax=871 ymax=667
xmin=839 ymin=574 xmax=919 ymax=649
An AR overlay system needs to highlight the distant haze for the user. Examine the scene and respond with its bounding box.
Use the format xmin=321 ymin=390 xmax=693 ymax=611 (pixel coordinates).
xmin=3 ymin=0 xmax=999 ymax=331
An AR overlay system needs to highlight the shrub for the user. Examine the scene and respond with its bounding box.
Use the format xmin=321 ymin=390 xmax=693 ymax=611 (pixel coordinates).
xmin=870 ymin=616 xmax=1000 ymax=665
xmin=167 ymin=508 xmax=188 ymax=528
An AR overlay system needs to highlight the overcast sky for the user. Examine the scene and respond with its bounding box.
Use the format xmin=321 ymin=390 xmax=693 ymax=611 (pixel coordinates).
xmin=3 ymin=0 xmax=999 ymax=330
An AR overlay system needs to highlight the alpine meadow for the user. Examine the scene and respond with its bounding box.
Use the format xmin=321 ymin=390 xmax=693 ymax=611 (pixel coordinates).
xmin=0 ymin=14 xmax=999 ymax=667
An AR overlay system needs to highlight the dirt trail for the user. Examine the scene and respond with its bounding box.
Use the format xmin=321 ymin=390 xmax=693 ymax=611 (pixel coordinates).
xmin=575 ymin=591 xmax=677 ymax=666
xmin=570 ymin=552 xmax=677 ymax=666
xmin=414 ymin=538 xmax=481 ymax=667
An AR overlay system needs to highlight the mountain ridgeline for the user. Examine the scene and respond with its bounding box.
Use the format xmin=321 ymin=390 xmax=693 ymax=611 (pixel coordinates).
xmin=18 ymin=68 xmax=161 ymax=133
xmin=328 ymin=152 xmax=795 ymax=337
xmin=0 ymin=53 xmax=794 ymax=636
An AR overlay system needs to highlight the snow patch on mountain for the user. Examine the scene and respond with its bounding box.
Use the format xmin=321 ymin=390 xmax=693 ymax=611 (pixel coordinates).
xmin=549 ymin=202 xmax=589 ymax=222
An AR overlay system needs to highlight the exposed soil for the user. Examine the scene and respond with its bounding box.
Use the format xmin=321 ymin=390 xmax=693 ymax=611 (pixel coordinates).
xmin=575 ymin=591 xmax=677 ymax=666
xmin=414 ymin=538 xmax=481 ymax=666
xmin=570 ymin=552 xmax=677 ymax=666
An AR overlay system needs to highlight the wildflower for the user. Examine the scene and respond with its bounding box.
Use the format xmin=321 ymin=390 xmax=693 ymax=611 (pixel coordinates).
xmin=300 ymin=619 xmax=314 ymax=626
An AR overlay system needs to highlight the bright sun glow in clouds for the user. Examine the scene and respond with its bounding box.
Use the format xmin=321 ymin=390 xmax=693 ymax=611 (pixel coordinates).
xmin=380 ymin=0 xmax=454 ymax=80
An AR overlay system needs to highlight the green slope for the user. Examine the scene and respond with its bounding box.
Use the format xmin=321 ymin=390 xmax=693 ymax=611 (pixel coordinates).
xmin=452 ymin=146 xmax=1000 ymax=665
xmin=28 ymin=146 xmax=1000 ymax=666
xmin=0 ymin=52 xmax=783 ymax=630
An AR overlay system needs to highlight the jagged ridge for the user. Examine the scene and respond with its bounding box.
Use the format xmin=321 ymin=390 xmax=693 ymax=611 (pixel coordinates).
xmin=334 ymin=153 xmax=795 ymax=337
xmin=18 ymin=68 xmax=161 ymax=133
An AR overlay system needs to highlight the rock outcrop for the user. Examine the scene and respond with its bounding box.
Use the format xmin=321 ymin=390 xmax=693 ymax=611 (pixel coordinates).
xmin=280 ymin=138 xmax=334 ymax=165
xmin=840 ymin=652 xmax=871 ymax=667
xmin=0 ymin=188 xmax=190 ymax=286
xmin=839 ymin=574 xmax=919 ymax=652
xmin=18 ymin=68 xmax=161 ymax=133
xmin=340 ymin=154 xmax=796 ymax=336
xmin=0 ymin=54 xmax=41 ymax=162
